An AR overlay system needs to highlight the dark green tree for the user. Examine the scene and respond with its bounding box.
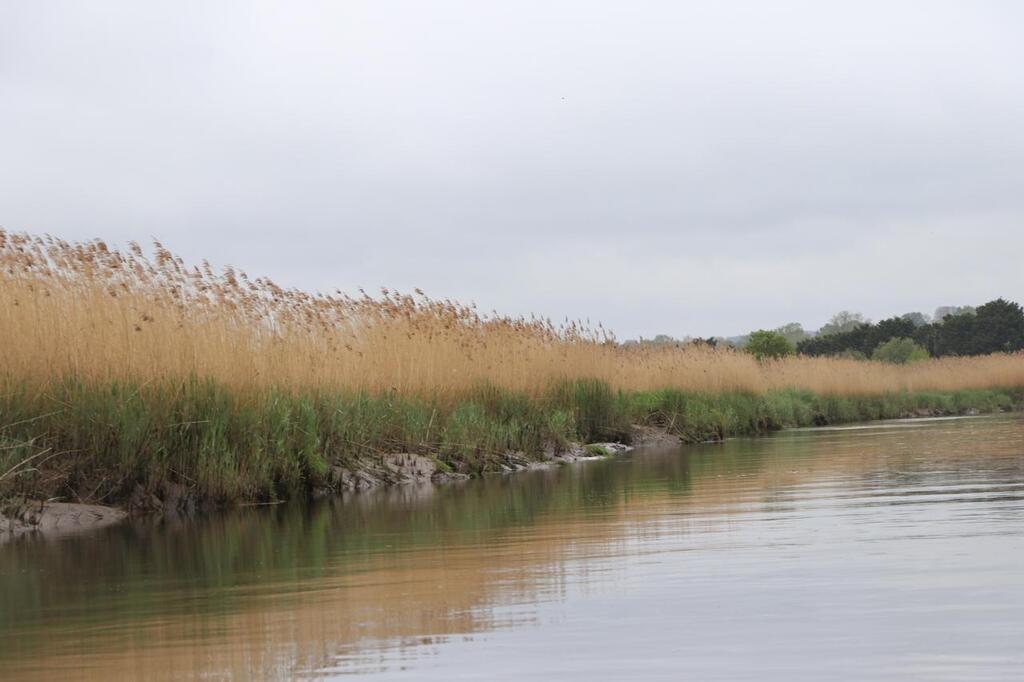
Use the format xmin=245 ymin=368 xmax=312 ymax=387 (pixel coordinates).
xmin=932 ymin=312 xmax=976 ymax=356
xmin=972 ymin=298 xmax=1024 ymax=354
xmin=797 ymin=316 xmax=915 ymax=358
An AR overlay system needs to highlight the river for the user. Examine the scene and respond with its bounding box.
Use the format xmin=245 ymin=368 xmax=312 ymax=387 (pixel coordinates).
xmin=2 ymin=414 xmax=1022 ymax=680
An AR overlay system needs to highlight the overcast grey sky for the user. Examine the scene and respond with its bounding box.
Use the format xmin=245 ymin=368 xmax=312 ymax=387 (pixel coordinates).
xmin=2 ymin=1 xmax=1022 ymax=338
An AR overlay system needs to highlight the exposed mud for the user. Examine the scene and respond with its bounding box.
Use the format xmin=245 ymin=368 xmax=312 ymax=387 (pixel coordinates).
xmin=0 ymin=501 xmax=127 ymax=542
xmin=1 ymin=431 xmax=658 ymax=540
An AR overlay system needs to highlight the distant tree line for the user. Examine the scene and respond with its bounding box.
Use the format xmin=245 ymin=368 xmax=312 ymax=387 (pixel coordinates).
xmin=621 ymin=334 xmax=719 ymax=348
xmin=796 ymin=298 xmax=1024 ymax=358
xmin=627 ymin=298 xmax=1022 ymax=364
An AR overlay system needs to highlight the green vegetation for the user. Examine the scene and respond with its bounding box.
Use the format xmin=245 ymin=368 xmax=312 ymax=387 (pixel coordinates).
xmin=1 ymin=377 xmax=1018 ymax=509
xmin=746 ymin=330 xmax=795 ymax=360
xmin=871 ymin=338 xmax=930 ymax=364
xmin=798 ymin=298 xmax=1024 ymax=358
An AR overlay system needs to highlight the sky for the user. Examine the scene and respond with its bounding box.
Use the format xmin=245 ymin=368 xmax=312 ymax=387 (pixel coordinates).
xmin=2 ymin=1 xmax=1022 ymax=339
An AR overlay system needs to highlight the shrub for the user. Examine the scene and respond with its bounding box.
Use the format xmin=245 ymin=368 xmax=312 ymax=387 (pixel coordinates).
xmin=872 ymin=338 xmax=929 ymax=364
xmin=746 ymin=330 xmax=795 ymax=360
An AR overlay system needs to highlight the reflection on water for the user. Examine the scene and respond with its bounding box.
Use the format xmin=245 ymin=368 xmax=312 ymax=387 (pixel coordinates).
xmin=1 ymin=415 xmax=1022 ymax=680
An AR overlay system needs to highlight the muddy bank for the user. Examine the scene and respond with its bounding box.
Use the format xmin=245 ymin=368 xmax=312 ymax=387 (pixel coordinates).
xmin=1 ymin=432 xmax=656 ymax=540
xmin=0 ymin=501 xmax=127 ymax=541
xmin=321 ymin=442 xmax=636 ymax=493
xmin=5 ymin=406 xmax=1008 ymax=541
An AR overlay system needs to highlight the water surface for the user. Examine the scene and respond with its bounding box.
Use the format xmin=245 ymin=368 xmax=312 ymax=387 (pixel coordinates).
xmin=2 ymin=415 xmax=1022 ymax=680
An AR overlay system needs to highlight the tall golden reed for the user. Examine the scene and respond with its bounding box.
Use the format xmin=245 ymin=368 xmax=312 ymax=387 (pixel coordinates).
xmin=2 ymin=229 xmax=1022 ymax=397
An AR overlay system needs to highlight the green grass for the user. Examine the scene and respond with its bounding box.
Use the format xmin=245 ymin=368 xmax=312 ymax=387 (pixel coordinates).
xmin=1 ymin=376 xmax=1019 ymax=508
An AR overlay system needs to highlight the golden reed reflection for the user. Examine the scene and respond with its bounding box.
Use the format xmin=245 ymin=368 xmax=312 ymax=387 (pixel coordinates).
xmin=3 ymin=416 xmax=1021 ymax=680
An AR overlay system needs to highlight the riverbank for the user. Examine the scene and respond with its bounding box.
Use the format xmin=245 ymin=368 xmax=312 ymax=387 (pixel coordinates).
xmin=4 ymin=232 xmax=1024 ymax=537
xmin=0 ymin=500 xmax=126 ymax=539
xmin=2 ymin=378 xmax=1021 ymax=538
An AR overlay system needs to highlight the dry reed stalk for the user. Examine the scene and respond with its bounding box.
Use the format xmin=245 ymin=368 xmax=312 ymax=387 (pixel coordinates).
xmin=2 ymin=229 xmax=1023 ymax=397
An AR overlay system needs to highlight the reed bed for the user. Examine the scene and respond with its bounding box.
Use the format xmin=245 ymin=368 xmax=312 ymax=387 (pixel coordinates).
xmin=3 ymin=229 xmax=1023 ymax=397
xmin=1 ymin=229 xmax=1022 ymax=505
